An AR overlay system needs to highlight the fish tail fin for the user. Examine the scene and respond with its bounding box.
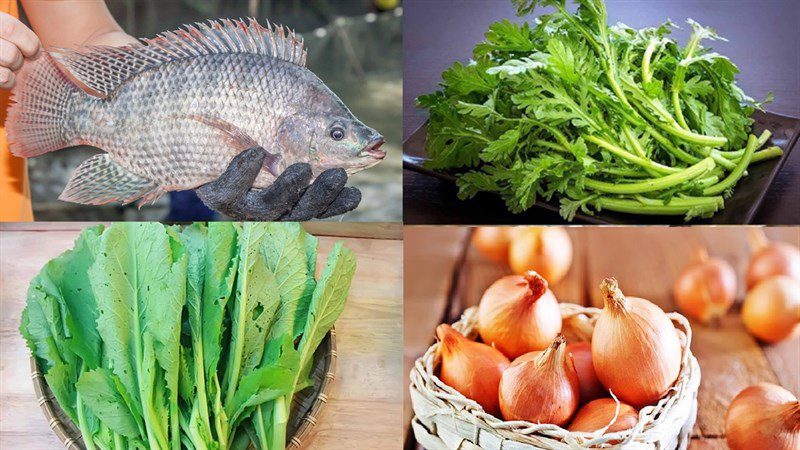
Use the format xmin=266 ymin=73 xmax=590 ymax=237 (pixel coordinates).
xmin=6 ymin=53 xmax=81 ymax=157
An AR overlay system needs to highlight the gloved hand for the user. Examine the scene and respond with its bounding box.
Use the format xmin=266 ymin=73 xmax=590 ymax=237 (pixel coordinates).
xmin=195 ymin=147 xmax=361 ymax=221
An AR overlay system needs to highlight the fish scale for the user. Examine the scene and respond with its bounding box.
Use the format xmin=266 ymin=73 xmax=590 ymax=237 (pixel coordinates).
xmin=80 ymin=53 xmax=293 ymax=189
xmin=6 ymin=18 xmax=385 ymax=206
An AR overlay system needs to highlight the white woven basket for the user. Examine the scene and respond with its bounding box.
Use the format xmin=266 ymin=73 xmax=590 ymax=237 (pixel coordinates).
xmin=410 ymin=304 xmax=701 ymax=450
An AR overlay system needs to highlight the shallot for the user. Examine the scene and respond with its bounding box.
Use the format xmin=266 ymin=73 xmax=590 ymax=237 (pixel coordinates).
xmin=592 ymin=278 xmax=682 ymax=408
xmin=498 ymin=335 xmax=580 ymax=426
xmin=746 ymin=228 xmax=800 ymax=290
xmin=508 ymin=227 xmax=573 ymax=284
xmin=673 ymin=246 xmax=737 ymax=324
xmin=726 ymin=383 xmax=800 ymax=450
xmin=567 ymin=342 xmax=607 ymax=403
xmin=568 ymin=398 xmax=639 ymax=434
xmin=436 ymin=324 xmax=510 ymax=417
xmin=741 ymin=276 xmax=800 ymax=344
xmin=478 ymin=271 xmax=562 ymax=358
xmin=472 ymin=227 xmax=511 ymax=265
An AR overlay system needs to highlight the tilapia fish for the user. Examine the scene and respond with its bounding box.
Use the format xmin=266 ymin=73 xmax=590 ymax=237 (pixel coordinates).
xmin=6 ymin=18 xmax=386 ymax=205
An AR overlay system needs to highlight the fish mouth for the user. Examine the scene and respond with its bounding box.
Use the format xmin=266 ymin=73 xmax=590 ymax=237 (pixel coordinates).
xmin=359 ymin=136 xmax=386 ymax=159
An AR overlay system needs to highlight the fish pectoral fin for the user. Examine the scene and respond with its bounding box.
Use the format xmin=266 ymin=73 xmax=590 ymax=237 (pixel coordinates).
xmin=59 ymin=154 xmax=165 ymax=206
xmin=184 ymin=114 xmax=282 ymax=176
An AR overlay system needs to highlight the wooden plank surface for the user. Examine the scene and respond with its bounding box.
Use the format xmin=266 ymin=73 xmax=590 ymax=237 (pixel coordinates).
xmin=404 ymin=226 xmax=800 ymax=449
xmin=585 ymin=227 xmax=799 ymax=308
xmin=402 ymin=226 xmax=469 ymax=425
xmin=0 ymin=222 xmax=404 ymax=240
xmin=0 ymin=225 xmax=403 ymax=450
xmin=688 ymin=439 xmax=728 ymax=450
xmin=689 ymin=315 xmax=782 ymax=438
xmin=303 ymin=222 xmax=403 ymax=240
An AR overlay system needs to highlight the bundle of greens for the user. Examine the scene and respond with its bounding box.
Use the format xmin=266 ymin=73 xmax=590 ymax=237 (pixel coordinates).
xmin=20 ymin=222 xmax=355 ymax=450
xmin=419 ymin=0 xmax=781 ymax=220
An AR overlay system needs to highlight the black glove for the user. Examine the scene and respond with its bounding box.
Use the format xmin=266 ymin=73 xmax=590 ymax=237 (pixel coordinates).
xmin=195 ymin=147 xmax=361 ymax=221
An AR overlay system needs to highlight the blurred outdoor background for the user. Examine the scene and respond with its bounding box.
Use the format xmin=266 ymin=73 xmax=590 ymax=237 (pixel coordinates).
xmin=23 ymin=0 xmax=402 ymax=221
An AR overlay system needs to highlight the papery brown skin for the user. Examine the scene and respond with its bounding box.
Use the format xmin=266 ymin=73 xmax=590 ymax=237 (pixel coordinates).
xmin=567 ymin=342 xmax=607 ymax=404
xmin=592 ymin=278 xmax=682 ymax=408
xmin=508 ymin=227 xmax=573 ymax=284
xmin=568 ymin=398 xmax=639 ymax=434
xmin=746 ymin=230 xmax=800 ymax=290
xmin=478 ymin=271 xmax=562 ymax=359
xmin=726 ymin=383 xmax=800 ymax=450
xmin=741 ymin=276 xmax=800 ymax=344
xmin=436 ymin=324 xmax=510 ymax=417
xmin=498 ymin=335 xmax=580 ymax=426
xmin=472 ymin=227 xmax=511 ymax=265
xmin=673 ymin=247 xmax=737 ymax=324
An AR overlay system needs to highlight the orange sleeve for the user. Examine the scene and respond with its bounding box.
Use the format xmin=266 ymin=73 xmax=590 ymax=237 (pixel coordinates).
xmin=0 ymin=0 xmax=34 ymax=222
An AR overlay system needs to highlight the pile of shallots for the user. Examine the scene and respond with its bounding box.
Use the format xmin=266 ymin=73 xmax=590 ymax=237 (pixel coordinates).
xmin=673 ymin=230 xmax=800 ymax=450
xmin=436 ymin=272 xmax=682 ymax=436
xmin=472 ymin=226 xmax=573 ymax=284
xmin=673 ymin=228 xmax=800 ymax=344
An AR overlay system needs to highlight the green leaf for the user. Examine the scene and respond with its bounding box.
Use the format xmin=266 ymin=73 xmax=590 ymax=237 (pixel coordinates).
xmin=457 ymin=99 xmax=497 ymax=118
xmin=293 ymin=231 xmax=319 ymax=341
xmin=456 ymin=170 xmax=502 ymax=199
xmin=481 ymin=129 xmax=521 ymax=162
xmin=222 ymin=223 xmax=281 ymax=406
xmin=77 ymin=369 xmax=141 ymax=439
xmin=441 ymin=61 xmax=498 ymax=96
xmin=545 ymin=40 xmax=579 ymax=84
xmin=260 ymin=224 xmax=315 ymax=358
xmin=45 ymin=226 xmax=104 ymax=369
xmin=296 ymin=243 xmax=356 ymax=387
xmin=89 ymin=222 xmax=183 ymax=448
xmin=21 ymin=285 xmax=71 ymax=373
xmin=683 ymin=76 xmax=713 ymax=97
xmin=512 ymin=0 xmax=565 ymax=16
xmin=201 ymin=222 xmax=239 ymax=377
xmin=474 ymin=19 xmax=538 ymax=58
xmin=44 ymin=363 xmax=78 ymax=421
xmin=486 ymin=55 xmax=547 ymax=77
xmin=225 ymin=337 xmax=298 ymax=427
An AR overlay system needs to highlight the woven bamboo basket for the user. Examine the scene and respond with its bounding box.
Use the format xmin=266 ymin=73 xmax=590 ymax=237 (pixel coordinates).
xmin=30 ymin=329 xmax=338 ymax=450
xmin=410 ymin=304 xmax=701 ymax=450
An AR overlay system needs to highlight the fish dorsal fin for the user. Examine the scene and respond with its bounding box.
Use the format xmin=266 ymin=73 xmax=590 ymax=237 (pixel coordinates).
xmin=51 ymin=18 xmax=307 ymax=96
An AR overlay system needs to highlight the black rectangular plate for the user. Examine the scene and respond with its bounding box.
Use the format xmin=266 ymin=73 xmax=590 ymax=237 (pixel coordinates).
xmin=403 ymin=111 xmax=800 ymax=224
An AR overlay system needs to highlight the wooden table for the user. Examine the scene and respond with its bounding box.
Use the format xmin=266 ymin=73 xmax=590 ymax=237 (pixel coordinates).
xmin=0 ymin=223 xmax=403 ymax=450
xmin=403 ymin=0 xmax=800 ymax=225
xmin=403 ymin=226 xmax=800 ymax=449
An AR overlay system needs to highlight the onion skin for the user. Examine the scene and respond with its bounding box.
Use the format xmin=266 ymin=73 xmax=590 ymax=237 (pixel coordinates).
xmin=746 ymin=229 xmax=800 ymax=290
xmin=436 ymin=324 xmax=510 ymax=417
xmin=592 ymin=278 xmax=682 ymax=408
xmin=726 ymin=383 xmax=800 ymax=450
xmin=673 ymin=247 xmax=737 ymax=324
xmin=498 ymin=335 xmax=580 ymax=426
xmin=472 ymin=227 xmax=511 ymax=265
xmin=478 ymin=271 xmax=562 ymax=359
xmin=741 ymin=276 xmax=800 ymax=344
xmin=508 ymin=227 xmax=573 ymax=284
xmin=568 ymin=398 xmax=639 ymax=434
xmin=562 ymin=314 xmax=595 ymax=343
xmin=567 ymin=342 xmax=607 ymax=404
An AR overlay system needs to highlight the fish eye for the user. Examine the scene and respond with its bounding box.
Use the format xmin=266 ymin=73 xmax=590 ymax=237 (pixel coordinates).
xmin=330 ymin=126 xmax=345 ymax=141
